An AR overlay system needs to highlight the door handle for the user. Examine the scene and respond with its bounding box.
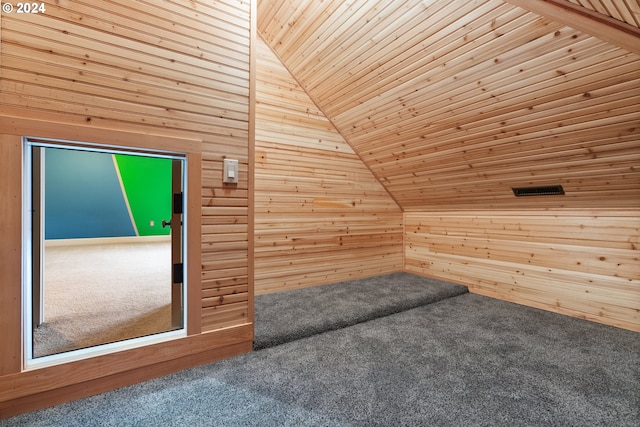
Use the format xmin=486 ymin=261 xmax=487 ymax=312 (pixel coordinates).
xmin=162 ymin=219 xmax=171 ymax=228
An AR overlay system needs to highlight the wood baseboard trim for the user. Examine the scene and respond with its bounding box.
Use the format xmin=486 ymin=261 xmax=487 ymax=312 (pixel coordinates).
xmin=44 ymin=235 xmax=171 ymax=247
xmin=468 ymin=288 xmax=640 ymax=332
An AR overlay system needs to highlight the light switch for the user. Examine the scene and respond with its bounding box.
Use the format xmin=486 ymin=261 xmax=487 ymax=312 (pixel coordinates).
xmin=223 ymin=158 xmax=239 ymax=184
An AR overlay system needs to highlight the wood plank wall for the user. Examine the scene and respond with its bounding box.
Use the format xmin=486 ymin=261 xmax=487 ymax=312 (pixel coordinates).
xmin=258 ymin=0 xmax=639 ymax=332
xmin=0 ymin=0 xmax=253 ymax=416
xmin=0 ymin=0 xmax=251 ymax=331
xmin=254 ymin=36 xmax=403 ymax=293
xmin=405 ymin=210 xmax=640 ymax=331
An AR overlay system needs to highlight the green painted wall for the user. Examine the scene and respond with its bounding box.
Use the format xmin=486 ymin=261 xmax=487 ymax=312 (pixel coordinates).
xmin=115 ymin=154 xmax=172 ymax=236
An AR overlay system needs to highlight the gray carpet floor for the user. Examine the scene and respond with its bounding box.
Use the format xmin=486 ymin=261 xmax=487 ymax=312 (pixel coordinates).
xmin=3 ymin=282 xmax=638 ymax=426
xmin=254 ymin=272 xmax=469 ymax=349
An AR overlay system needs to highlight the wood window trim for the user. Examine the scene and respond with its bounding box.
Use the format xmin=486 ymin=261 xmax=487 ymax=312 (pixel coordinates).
xmin=0 ymin=116 xmax=253 ymax=418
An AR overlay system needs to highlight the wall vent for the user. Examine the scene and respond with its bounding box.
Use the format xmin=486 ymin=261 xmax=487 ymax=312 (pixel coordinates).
xmin=512 ymin=185 xmax=565 ymax=197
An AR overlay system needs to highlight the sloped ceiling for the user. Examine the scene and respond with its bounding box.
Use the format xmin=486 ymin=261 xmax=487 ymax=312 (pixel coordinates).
xmin=257 ymin=0 xmax=640 ymax=210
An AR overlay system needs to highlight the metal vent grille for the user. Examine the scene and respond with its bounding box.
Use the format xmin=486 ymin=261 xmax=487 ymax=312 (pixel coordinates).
xmin=512 ymin=185 xmax=565 ymax=197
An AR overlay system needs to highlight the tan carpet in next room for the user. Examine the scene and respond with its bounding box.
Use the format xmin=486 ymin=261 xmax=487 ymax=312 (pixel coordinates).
xmin=33 ymin=241 xmax=175 ymax=358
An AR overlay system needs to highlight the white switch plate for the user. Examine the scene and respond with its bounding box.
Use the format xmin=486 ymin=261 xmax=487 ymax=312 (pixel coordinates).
xmin=223 ymin=158 xmax=239 ymax=184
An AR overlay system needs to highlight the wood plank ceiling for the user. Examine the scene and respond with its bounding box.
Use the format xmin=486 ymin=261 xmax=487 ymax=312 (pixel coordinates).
xmin=257 ymin=0 xmax=640 ymax=210
xmin=566 ymin=0 xmax=640 ymax=27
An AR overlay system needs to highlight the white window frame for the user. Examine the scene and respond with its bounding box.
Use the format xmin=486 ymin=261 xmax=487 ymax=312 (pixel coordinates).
xmin=22 ymin=136 xmax=188 ymax=370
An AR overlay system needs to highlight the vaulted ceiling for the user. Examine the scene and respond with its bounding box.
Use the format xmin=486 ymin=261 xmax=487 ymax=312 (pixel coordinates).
xmin=257 ymin=0 xmax=640 ymax=210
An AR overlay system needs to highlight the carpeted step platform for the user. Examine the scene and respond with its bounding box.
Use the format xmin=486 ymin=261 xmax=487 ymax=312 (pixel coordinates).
xmin=254 ymin=272 xmax=468 ymax=350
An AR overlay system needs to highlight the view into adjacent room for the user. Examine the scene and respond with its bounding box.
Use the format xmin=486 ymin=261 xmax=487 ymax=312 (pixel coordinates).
xmin=27 ymin=142 xmax=185 ymax=360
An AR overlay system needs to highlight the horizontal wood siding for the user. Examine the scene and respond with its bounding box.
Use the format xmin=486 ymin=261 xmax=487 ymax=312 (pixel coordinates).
xmin=0 ymin=0 xmax=252 ymax=415
xmin=0 ymin=0 xmax=251 ymax=334
xmin=255 ymin=37 xmax=403 ymax=293
xmin=405 ymin=210 xmax=640 ymax=331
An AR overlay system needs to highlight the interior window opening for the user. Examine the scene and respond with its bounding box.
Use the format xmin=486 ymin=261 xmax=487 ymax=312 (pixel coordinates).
xmin=23 ymin=137 xmax=187 ymax=367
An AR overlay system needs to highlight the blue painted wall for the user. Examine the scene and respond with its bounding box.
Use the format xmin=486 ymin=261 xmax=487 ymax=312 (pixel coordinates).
xmin=44 ymin=148 xmax=136 ymax=240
